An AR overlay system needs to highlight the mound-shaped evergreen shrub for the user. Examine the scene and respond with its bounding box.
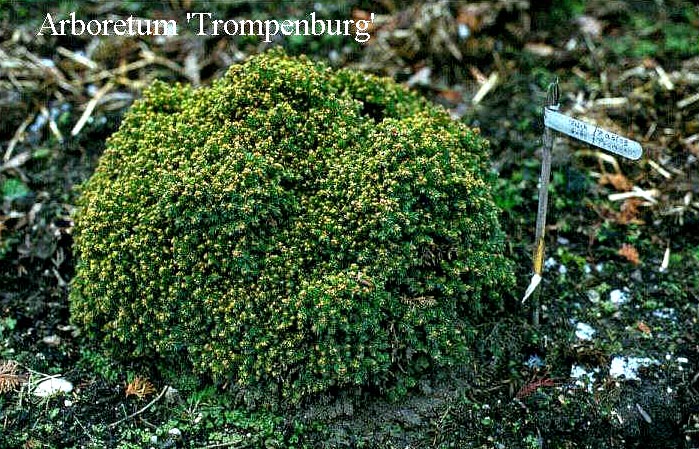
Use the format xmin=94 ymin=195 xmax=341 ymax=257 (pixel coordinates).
xmin=70 ymin=49 xmax=514 ymax=404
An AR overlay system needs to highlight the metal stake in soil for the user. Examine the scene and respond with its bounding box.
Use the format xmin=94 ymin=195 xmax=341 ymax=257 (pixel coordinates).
xmin=521 ymin=79 xmax=643 ymax=327
xmin=522 ymin=80 xmax=558 ymax=326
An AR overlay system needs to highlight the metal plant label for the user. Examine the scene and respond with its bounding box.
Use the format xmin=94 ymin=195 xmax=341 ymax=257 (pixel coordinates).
xmin=544 ymin=108 xmax=643 ymax=160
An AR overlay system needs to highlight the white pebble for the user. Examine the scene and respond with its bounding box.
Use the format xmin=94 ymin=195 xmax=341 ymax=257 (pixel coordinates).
xmin=652 ymin=308 xmax=676 ymax=319
xmin=42 ymin=335 xmax=61 ymax=346
xmin=609 ymin=289 xmax=630 ymax=305
xmin=609 ymin=356 xmax=656 ymax=380
xmin=575 ymin=322 xmax=596 ymax=340
xmin=586 ymin=290 xmax=600 ymax=303
xmin=33 ymin=378 xmax=73 ymax=397
xmin=457 ymin=23 xmax=470 ymax=39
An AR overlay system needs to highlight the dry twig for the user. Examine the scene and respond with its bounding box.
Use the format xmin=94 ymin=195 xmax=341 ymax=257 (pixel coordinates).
xmin=108 ymin=385 xmax=170 ymax=428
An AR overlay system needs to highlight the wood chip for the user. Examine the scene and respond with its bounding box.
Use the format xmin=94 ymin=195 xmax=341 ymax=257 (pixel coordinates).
xmin=647 ymin=159 xmax=671 ymax=179
xmin=644 ymin=122 xmax=657 ymax=140
xmin=636 ymin=403 xmax=652 ymax=424
xmin=524 ymin=42 xmax=554 ymax=57
xmin=659 ymin=245 xmax=670 ymax=272
xmin=618 ymin=66 xmax=647 ymax=83
xmin=472 ymin=72 xmax=497 ymax=104
xmin=1 ymin=152 xmax=31 ymax=172
xmin=655 ymin=65 xmax=674 ymax=90
xmin=40 ymin=106 xmax=63 ymax=143
xmin=677 ymin=92 xmax=699 ymax=109
xmin=71 ymin=82 xmax=113 ymax=137
xmin=608 ymin=187 xmax=659 ymax=203
xmin=593 ymin=97 xmax=628 ymax=108
xmin=4 ymin=115 xmax=33 ymax=162
xmin=56 ymin=46 xmax=98 ymax=70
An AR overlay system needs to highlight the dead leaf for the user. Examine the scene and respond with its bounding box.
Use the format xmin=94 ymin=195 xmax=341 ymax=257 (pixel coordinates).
xmin=617 ymin=198 xmax=645 ymax=225
xmin=125 ymin=376 xmax=155 ymax=400
xmin=0 ymin=361 xmax=26 ymax=394
xmin=456 ymin=5 xmax=483 ymax=32
xmin=618 ymin=243 xmax=640 ymax=265
xmin=600 ymin=173 xmax=633 ymax=191
xmin=469 ymin=66 xmax=487 ymax=84
xmin=438 ymin=89 xmax=463 ymax=103
xmin=352 ymin=9 xmax=376 ymax=33
xmin=636 ymin=321 xmax=651 ymax=335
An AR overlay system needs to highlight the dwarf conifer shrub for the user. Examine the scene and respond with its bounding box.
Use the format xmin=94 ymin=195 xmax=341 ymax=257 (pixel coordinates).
xmin=70 ymin=49 xmax=514 ymax=404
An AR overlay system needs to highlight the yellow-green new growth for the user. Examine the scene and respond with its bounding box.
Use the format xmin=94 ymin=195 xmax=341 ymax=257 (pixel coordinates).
xmin=70 ymin=49 xmax=514 ymax=405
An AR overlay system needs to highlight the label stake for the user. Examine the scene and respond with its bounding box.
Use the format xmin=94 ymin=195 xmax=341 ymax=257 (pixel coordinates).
xmin=522 ymin=79 xmax=643 ymax=326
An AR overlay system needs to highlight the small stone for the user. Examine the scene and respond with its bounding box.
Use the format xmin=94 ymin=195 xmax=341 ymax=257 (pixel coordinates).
xmin=575 ymin=322 xmax=596 ymax=340
xmin=57 ymin=324 xmax=80 ymax=337
xmin=525 ymin=354 xmax=545 ymax=369
xmin=457 ymin=23 xmax=470 ymax=39
xmin=586 ymin=290 xmax=600 ymax=303
xmin=609 ymin=356 xmax=656 ymax=380
xmin=406 ymin=66 xmax=431 ymax=87
xmin=630 ymin=269 xmax=643 ymax=282
xmin=168 ymin=428 xmax=182 ymax=439
xmin=418 ymin=380 xmax=433 ymax=395
xmin=398 ymin=409 xmax=423 ymax=428
xmin=33 ymin=377 xmax=73 ymax=397
xmin=570 ymin=365 xmax=597 ymax=393
xmin=42 ymin=335 xmax=61 ymax=346
xmin=652 ymin=308 xmax=675 ymax=319
xmin=609 ymin=289 xmax=630 ymax=305
xmin=164 ymin=385 xmax=180 ymax=403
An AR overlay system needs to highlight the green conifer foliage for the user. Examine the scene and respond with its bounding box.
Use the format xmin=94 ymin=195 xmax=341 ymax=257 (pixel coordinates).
xmin=70 ymin=49 xmax=514 ymax=404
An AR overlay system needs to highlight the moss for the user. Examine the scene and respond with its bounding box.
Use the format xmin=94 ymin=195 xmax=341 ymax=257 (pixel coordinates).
xmin=70 ymin=49 xmax=514 ymax=406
